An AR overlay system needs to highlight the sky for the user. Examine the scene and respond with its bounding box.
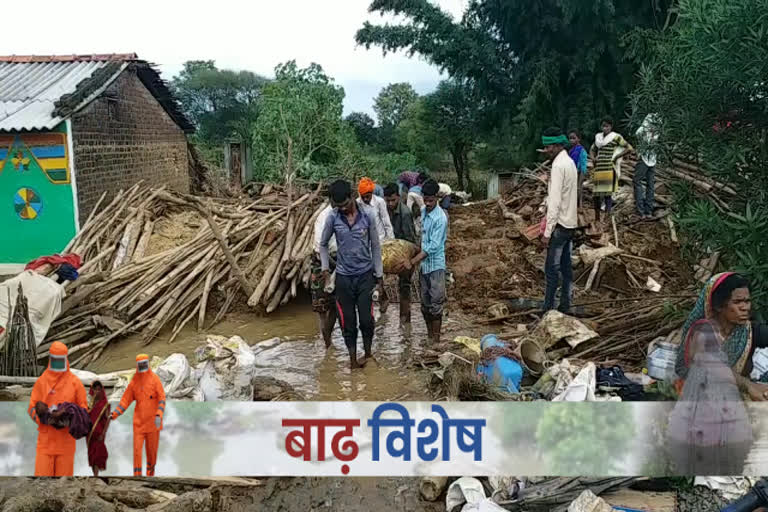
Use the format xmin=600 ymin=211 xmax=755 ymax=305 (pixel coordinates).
xmin=4 ymin=0 xmax=467 ymax=118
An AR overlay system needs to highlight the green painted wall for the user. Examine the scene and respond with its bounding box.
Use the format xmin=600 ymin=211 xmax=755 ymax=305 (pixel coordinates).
xmin=0 ymin=123 xmax=77 ymax=265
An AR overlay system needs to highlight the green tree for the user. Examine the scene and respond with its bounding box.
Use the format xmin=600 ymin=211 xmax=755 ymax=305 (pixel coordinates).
xmin=630 ymin=0 xmax=768 ymax=316
xmin=344 ymin=111 xmax=378 ymax=147
xmin=252 ymin=61 xmax=347 ymax=182
xmin=393 ymin=98 xmax=443 ymax=169
xmin=357 ymin=0 xmax=674 ymax=159
xmin=373 ymin=82 xmax=419 ymax=151
xmin=172 ymin=61 xmax=268 ymax=163
xmin=536 ymin=403 xmax=634 ymax=474
xmin=422 ymin=80 xmax=478 ymax=189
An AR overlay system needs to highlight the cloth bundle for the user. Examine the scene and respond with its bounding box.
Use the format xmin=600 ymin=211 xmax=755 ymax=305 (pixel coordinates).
xmin=35 ymin=401 xmax=92 ymax=439
xmin=596 ymin=366 xmax=645 ymax=401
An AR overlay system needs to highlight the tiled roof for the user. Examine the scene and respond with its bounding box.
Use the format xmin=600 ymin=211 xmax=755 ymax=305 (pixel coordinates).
xmin=0 ymin=54 xmax=193 ymax=133
xmin=0 ymin=53 xmax=139 ymax=63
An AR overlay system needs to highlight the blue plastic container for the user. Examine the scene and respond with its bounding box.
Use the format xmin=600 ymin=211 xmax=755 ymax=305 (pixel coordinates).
xmin=476 ymin=334 xmax=523 ymax=393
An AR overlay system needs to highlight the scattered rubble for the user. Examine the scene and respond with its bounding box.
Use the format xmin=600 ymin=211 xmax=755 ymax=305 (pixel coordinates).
xmin=447 ymin=156 xmax=698 ymax=376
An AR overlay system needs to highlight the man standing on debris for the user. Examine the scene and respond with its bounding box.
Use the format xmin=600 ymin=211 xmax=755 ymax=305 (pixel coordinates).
xmin=111 ymin=354 xmax=166 ymax=476
xmin=540 ymin=128 xmax=579 ymax=313
xmin=634 ymin=113 xmax=660 ymax=220
xmin=320 ymin=180 xmax=384 ymax=369
xmin=402 ymin=179 xmax=448 ymax=343
xmin=384 ymin=183 xmax=417 ymax=329
xmin=28 ymin=341 xmax=88 ymax=476
xmin=357 ymin=177 xmax=394 ymax=243
xmin=312 ymin=196 xmax=337 ymax=348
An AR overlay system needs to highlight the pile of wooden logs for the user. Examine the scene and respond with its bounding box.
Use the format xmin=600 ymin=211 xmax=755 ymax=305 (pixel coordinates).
xmin=0 ymin=284 xmax=38 ymax=377
xmin=39 ymin=183 xmax=325 ymax=367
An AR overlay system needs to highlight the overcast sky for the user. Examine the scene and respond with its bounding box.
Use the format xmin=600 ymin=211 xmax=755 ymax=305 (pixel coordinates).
xmin=5 ymin=0 xmax=467 ymax=118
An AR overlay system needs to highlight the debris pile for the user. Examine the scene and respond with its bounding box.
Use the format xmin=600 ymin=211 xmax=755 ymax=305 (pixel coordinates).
xmin=39 ymin=183 xmax=324 ymax=367
xmin=446 ymin=155 xmax=701 ymax=372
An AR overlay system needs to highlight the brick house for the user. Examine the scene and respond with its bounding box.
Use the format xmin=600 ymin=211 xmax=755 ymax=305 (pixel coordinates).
xmin=0 ymin=54 xmax=194 ymax=272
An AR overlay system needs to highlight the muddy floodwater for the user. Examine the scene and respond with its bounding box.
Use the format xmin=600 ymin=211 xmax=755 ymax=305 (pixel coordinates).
xmin=87 ymin=296 xmax=433 ymax=401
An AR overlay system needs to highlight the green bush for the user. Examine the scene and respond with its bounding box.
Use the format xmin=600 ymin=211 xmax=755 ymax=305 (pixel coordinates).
xmin=630 ymin=0 xmax=768 ymax=319
xmin=536 ymin=403 xmax=635 ymax=474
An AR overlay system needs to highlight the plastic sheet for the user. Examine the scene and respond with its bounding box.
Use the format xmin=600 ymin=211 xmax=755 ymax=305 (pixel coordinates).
xmin=0 ymin=271 xmax=65 ymax=347
xmin=446 ymin=477 xmax=486 ymax=511
xmin=195 ymin=335 xmax=256 ymax=401
xmin=567 ymin=490 xmax=614 ymax=512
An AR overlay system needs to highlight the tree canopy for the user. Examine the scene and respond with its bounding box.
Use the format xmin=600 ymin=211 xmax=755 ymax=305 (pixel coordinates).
xmin=171 ymin=60 xmax=268 ymax=159
xmin=252 ymin=61 xmax=347 ymax=182
xmin=357 ymin=0 xmax=675 ymax=158
xmin=344 ymin=111 xmax=378 ymax=147
xmin=631 ymin=0 xmax=768 ymax=312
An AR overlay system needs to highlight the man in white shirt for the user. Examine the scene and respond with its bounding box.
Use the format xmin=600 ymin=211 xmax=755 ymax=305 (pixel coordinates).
xmin=634 ymin=113 xmax=660 ymax=220
xmin=437 ymin=182 xmax=452 ymax=209
xmin=312 ymin=202 xmax=337 ymax=347
xmin=357 ymin=177 xmax=394 ymax=243
xmin=539 ymin=128 xmax=578 ymax=313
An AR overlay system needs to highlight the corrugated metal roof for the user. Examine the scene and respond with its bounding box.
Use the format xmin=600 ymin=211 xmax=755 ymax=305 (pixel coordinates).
xmin=0 ymin=59 xmax=126 ymax=131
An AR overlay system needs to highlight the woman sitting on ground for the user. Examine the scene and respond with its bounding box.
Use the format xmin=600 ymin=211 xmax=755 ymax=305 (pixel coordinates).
xmin=675 ymin=272 xmax=768 ymax=400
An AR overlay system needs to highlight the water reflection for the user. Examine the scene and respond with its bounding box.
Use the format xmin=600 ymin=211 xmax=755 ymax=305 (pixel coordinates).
xmin=87 ymin=302 xmax=431 ymax=401
xmin=252 ymin=306 xmax=431 ymax=400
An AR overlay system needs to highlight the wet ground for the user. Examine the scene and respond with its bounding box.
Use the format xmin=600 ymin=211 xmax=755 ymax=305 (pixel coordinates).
xmin=86 ymin=296 xmax=436 ymax=401
xmin=0 ymin=476 xmax=443 ymax=512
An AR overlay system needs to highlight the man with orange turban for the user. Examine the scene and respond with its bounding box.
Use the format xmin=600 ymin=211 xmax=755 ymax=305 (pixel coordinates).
xmin=357 ymin=177 xmax=395 ymax=314
xmin=357 ymin=177 xmax=394 ymax=244
xmin=112 ymin=354 xmax=166 ymax=476
xmin=28 ymin=341 xmax=87 ymax=476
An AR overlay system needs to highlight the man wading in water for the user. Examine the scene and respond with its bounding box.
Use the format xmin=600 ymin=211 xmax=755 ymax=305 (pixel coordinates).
xmin=319 ymin=179 xmax=384 ymax=369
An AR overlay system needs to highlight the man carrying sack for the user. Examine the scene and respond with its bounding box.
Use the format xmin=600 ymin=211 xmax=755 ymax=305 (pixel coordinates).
xmin=384 ymin=183 xmax=418 ymax=330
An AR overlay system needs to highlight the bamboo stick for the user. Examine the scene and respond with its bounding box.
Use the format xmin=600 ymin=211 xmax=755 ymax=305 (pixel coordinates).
xmin=198 ymin=271 xmax=214 ymax=332
xmin=195 ymin=201 xmax=254 ymax=300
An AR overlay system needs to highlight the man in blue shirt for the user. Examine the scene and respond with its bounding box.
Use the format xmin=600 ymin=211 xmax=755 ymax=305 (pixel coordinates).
xmin=319 ymin=180 xmax=384 ymax=369
xmin=401 ymin=179 xmax=448 ymax=344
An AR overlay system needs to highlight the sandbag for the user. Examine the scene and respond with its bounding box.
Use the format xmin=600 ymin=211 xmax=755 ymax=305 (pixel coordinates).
xmin=381 ymin=239 xmax=419 ymax=274
xmin=195 ymin=335 xmax=256 ymax=401
xmin=155 ymin=353 xmax=203 ymax=401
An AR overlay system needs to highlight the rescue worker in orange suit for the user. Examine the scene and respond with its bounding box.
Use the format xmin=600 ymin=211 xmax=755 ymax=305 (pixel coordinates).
xmin=111 ymin=354 xmax=166 ymax=476
xmin=28 ymin=341 xmax=87 ymax=476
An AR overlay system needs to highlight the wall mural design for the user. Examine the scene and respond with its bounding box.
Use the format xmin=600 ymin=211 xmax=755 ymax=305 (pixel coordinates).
xmin=0 ymin=127 xmax=76 ymax=265
xmin=14 ymin=187 xmax=43 ymax=220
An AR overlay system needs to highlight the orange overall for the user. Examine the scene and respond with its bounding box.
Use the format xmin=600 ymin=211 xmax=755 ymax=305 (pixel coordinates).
xmin=112 ymin=354 xmax=166 ymax=476
xmin=28 ymin=341 xmax=87 ymax=477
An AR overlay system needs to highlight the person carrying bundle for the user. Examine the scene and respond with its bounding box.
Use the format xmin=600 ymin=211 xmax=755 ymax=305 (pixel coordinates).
xmin=400 ymin=180 xmax=448 ymax=344
xmin=28 ymin=341 xmax=88 ymax=477
xmin=312 ymin=189 xmax=338 ymax=348
xmin=384 ymin=183 xmax=417 ymax=330
xmin=320 ymin=180 xmax=384 ymax=369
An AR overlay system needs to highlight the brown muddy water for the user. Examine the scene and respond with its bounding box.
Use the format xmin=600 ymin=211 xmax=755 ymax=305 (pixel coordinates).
xmin=86 ymin=296 xmax=436 ymax=401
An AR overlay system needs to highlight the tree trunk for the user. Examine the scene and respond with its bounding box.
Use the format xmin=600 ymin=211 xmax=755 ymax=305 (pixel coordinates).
xmin=461 ymin=145 xmax=471 ymax=191
xmin=451 ymin=145 xmax=465 ymax=190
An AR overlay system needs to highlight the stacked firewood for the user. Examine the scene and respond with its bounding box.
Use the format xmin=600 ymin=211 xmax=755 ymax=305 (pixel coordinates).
xmin=0 ymin=284 xmax=38 ymax=377
xmin=39 ymin=183 xmax=325 ymax=367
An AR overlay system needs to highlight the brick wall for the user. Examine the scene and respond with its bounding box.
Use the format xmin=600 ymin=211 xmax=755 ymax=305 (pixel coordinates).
xmin=71 ymin=68 xmax=189 ymax=220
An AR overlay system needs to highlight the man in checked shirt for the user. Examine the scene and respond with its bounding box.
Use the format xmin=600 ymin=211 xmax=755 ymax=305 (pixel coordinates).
xmin=400 ymin=179 xmax=448 ymax=344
